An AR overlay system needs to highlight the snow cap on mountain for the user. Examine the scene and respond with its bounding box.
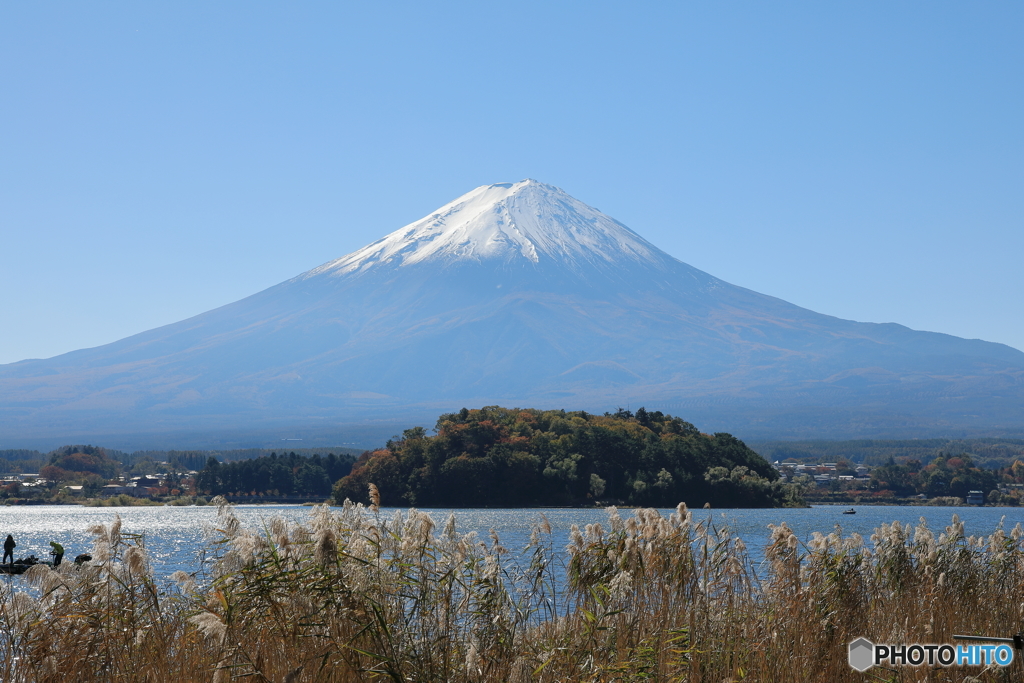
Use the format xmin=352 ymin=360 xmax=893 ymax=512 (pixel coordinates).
xmin=307 ymin=179 xmax=666 ymax=277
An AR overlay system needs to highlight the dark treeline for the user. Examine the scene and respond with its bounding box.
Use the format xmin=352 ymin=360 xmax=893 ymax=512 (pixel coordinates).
xmin=126 ymin=447 xmax=364 ymax=473
xmin=195 ymin=452 xmax=356 ymax=497
xmin=123 ymin=451 xmax=211 ymax=473
xmin=334 ymin=406 xmax=799 ymax=508
xmin=0 ymin=449 xmax=46 ymax=473
xmin=1 ymin=446 xmax=364 ymax=477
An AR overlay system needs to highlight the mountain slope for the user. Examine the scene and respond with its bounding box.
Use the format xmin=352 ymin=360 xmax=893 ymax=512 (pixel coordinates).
xmin=2 ymin=179 xmax=1023 ymax=444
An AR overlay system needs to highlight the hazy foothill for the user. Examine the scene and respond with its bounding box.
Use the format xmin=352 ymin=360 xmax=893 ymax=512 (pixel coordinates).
xmin=4 ymin=180 xmax=1024 ymax=682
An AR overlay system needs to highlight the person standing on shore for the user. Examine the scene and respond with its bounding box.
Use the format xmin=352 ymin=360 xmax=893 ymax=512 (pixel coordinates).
xmin=3 ymin=535 xmax=15 ymax=564
xmin=49 ymin=541 xmax=64 ymax=567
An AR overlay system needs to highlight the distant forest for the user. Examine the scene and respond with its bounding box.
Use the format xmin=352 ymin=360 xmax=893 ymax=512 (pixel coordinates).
xmin=195 ymin=452 xmax=356 ymax=497
xmin=334 ymin=406 xmax=799 ymax=508
xmin=751 ymin=438 xmax=1024 ymax=469
xmin=868 ymin=453 xmax=1002 ymax=501
xmin=0 ymin=449 xmax=53 ymax=473
xmin=0 ymin=446 xmax=362 ymax=476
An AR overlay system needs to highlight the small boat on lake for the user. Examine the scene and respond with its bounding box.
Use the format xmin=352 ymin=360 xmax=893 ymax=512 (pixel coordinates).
xmin=843 ymin=508 xmax=856 ymax=514
xmin=0 ymin=556 xmax=51 ymax=575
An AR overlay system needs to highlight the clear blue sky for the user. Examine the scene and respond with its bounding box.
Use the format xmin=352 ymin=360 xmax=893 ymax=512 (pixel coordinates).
xmin=2 ymin=2 xmax=1022 ymax=364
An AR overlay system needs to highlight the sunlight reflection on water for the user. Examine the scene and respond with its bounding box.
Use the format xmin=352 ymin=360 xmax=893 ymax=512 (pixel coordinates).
xmin=1 ymin=504 xmax=1020 ymax=581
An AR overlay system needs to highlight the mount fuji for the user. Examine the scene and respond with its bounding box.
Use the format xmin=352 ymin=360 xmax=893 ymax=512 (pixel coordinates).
xmin=3 ymin=179 xmax=1023 ymax=447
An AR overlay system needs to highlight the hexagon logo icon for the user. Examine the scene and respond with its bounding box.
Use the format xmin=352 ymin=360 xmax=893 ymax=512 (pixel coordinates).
xmin=848 ymin=637 xmax=875 ymax=672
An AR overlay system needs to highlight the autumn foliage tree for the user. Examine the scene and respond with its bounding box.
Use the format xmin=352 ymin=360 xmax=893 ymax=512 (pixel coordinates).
xmin=45 ymin=445 xmax=120 ymax=480
xmin=333 ymin=406 xmax=796 ymax=508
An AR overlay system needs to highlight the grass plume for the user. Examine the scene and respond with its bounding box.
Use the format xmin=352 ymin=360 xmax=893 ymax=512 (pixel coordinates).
xmin=3 ymin=500 xmax=1024 ymax=681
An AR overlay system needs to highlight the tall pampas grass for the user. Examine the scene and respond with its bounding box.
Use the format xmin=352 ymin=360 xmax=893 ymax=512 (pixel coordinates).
xmin=2 ymin=500 xmax=1024 ymax=681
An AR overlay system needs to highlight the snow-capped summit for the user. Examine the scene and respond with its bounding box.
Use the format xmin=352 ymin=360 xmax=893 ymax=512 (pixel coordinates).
xmin=306 ymin=179 xmax=666 ymax=278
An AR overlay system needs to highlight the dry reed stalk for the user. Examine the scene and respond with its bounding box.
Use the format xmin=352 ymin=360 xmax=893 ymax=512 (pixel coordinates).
xmin=2 ymin=503 xmax=1024 ymax=682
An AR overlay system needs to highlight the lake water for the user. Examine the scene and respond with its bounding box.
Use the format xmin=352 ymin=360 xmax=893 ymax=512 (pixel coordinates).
xmin=2 ymin=503 xmax=1022 ymax=581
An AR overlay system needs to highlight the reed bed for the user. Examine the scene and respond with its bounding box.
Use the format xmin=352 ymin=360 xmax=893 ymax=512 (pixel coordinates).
xmin=3 ymin=497 xmax=1024 ymax=682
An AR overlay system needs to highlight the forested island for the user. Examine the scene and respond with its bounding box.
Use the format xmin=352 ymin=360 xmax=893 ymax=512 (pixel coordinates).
xmin=333 ymin=406 xmax=801 ymax=508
